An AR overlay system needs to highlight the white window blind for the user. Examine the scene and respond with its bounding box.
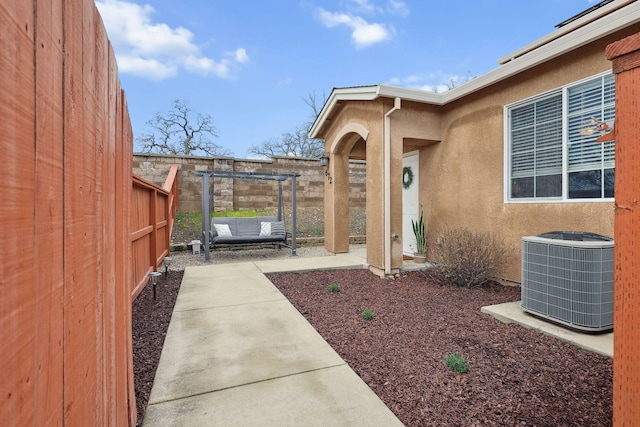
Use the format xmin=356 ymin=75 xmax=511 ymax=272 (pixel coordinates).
xmin=511 ymin=94 xmax=563 ymax=178
xmin=567 ymin=74 xmax=615 ymax=173
xmin=507 ymin=73 xmax=615 ymax=201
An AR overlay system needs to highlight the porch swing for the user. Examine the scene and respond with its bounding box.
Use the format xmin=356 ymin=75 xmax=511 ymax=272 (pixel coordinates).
xmin=196 ymin=170 xmax=301 ymax=262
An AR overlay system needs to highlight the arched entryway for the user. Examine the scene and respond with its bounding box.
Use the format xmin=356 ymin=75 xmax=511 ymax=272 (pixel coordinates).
xmin=323 ymin=123 xmax=368 ymax=255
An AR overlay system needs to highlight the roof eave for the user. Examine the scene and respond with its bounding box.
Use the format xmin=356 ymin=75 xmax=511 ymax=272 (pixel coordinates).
xmin=308 ymin=85 xmax=443 ymax=139
xmin=442 ymin=1 xmax=640 ymax=104
xmin=309 ymin=0 xmax=640 ymax=139
xmin=497 ymin=0 xmax=634 ymax=65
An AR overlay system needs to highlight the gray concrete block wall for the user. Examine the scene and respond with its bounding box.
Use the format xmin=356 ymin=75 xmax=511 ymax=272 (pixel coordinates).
xmin=133 ymin=154 xmax=366 ymax=213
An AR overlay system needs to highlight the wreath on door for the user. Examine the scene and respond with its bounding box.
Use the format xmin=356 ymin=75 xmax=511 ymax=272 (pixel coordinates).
xmin=402 ymin=166 xmax=414 ymax=189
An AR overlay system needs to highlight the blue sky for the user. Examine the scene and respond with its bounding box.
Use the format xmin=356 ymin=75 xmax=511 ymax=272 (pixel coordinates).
xmin=96 ymin=0 xmax=601 ymax=158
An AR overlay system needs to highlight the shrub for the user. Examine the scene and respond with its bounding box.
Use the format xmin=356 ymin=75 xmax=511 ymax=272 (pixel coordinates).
xmin=444 ymin=353 xmax=468 ymax=374
xmin=361 ymin=309 xmax=375 ymax=320
xmin=328 ymin=283 xmax=340 ymax=293
xmin=430 ymin=228 xmax=512 ymax=288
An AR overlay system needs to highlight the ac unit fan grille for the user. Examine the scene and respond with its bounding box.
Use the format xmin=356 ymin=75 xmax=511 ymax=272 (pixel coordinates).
xmin=521 ymin=236 xmax=613 ymax=332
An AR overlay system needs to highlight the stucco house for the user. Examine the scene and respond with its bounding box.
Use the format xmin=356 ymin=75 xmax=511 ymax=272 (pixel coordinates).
xmin=310 ymin=0 xmax=640 ymax=281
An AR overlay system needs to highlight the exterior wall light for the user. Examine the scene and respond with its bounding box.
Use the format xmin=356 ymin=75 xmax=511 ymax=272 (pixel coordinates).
xmin=319 ymin=152 xmax=329 ymax=167
xmin=148 ymin=271 xmax=162 ymax=300
xmin=319 ymin=152 xmax=332 ymax=184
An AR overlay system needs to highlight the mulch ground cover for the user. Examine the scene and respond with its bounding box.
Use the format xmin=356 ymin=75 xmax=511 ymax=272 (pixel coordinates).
xmin=132 ymin=270 xmax=183 ymax=426
xmin=132 ymin=268 xmax=612 ymax=426
xmin=268 ymin=269 xmax=612 ymax=426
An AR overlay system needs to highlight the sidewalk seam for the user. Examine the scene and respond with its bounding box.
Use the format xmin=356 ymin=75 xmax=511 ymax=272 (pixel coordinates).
xmin=147 ymin=362 xmax=347 ymax=406
xmin=174 ymin=296 xmax=287 ymax=313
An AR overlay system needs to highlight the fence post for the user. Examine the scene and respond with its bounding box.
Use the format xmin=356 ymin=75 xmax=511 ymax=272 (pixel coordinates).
xmin=197 ymin=171 xmax=214 ymax=262
xmin=605 ymin=32 xmax=640 ymax=427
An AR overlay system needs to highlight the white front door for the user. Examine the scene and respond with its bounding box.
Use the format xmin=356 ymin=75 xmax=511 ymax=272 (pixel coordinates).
xmin=402 ymin=152 xmax=419 ymax=256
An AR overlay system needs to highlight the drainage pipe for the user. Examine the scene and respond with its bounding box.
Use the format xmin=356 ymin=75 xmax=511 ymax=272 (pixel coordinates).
xmin=383 ymin=97 xmax=401 ymax=275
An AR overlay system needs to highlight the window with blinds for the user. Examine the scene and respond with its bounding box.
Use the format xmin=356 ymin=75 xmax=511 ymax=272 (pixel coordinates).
xmin=507 ymin=73 xmax=615 ymax=201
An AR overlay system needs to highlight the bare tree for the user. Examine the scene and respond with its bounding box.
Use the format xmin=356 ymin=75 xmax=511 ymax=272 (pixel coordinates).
xmin=248 ymin=91 xmax=327 ymax=159
xmin=249 ymin=124 xmax=324 ymax=158
xmin=301 ymin=90 xmax=326 ymax=123
xmin=430 ymin=71 xmax=477 ymax=93
xmin=137 ymin=99 xmax=231 ymax=156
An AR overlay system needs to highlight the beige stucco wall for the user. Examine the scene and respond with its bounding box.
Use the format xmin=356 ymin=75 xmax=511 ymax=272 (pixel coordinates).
xmin=318 ymin=23 xmax=640 ymax=281
xmin=418 ymin=27 xmax=638 ymax=281
xmin=321 ymin=101 xmax=388 ymax=268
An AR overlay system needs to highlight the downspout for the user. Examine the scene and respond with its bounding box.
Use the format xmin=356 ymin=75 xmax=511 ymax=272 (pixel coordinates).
xmin=384 ymin=97 xmax=401 ymax=275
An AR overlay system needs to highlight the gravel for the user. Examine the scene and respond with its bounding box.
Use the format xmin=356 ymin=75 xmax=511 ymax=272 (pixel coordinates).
xmin=165 ymin=243 xmax=345 ymax=270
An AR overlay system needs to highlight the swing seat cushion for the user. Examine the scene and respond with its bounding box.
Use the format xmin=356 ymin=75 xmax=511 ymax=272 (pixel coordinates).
xmin=209 ymin=216 xmax=287 ymax=245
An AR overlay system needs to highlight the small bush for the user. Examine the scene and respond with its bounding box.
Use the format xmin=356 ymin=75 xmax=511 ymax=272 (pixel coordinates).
xmin=361 ymin=309 xmax=375 ymax=320
xmin=430 ymin=228 xmax=512 ymax=288
xmin=328 ymin=283 xmax=340 ymax=293
xmin=444 ymin=353 xmax=468 ymax=374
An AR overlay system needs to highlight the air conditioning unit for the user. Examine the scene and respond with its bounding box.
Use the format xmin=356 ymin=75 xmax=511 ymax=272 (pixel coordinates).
xmin=521 ymin=231 xmax=614 ymax=332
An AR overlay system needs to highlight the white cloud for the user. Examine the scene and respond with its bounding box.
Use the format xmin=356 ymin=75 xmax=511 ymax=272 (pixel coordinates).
xmin=316 ymin=8 xmax=393 ymax=49
xmin=278 ymin=77 xmax=294 ymax=86
xmin=95 ymin=0 xmax=249 ymax=80
xmin=234 ymin=48 xmax=249 ymax=64
xmin=387 ymin=0 xmax=409 ymax=17
xmin=350 ymin=0 xmax=382 ymax=14
xmin=117 ymin=56 xmax=177 ymax=80
xmin=387 ymin=71 xmax=472 ymax=93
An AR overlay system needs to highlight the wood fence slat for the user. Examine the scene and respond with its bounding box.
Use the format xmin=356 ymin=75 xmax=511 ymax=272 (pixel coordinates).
xmin=63 ymin=0 xmax=99 ymax=423
xmin=34 ymin=0 xmax=65 ymax=424
xmin=131 ymin=225 xmax=154 ymax=241
xmin=607 ymin=33 xmax=640 ymax=426
xmin=0 ymin=1 xmax=37 ymax=424
xmin=93 ymin=4 xmax=118 ymax=423
xmin=116 ymin=87 xmax=137 ymax=426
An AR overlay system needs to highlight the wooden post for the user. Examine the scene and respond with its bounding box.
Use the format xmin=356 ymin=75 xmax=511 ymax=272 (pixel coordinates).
xmin=605 ymin=32 xmax=640 ymax=426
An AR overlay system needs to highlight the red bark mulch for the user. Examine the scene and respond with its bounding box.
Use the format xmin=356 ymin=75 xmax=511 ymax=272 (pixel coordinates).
xmin=132 ymin=268 xmax=612 ymax=426
xmin=267 ymin=269 xmax=612 ymax=427
xmin=132 ymin=270 xmax=183 ymax=426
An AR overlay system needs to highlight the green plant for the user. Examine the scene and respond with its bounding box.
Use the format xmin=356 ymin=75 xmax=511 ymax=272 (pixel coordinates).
xmin=328 ymin=283 xmax=340 ymax=293
xmin=361 ymin=309 xmax=375 ymax=320
xmin=411 ymin=211 xmax=426 ymax=255
xmin=444 ymin=353 xmax=468 ymax=374
xmin=430 ymin=228 xmax=512 ymax=288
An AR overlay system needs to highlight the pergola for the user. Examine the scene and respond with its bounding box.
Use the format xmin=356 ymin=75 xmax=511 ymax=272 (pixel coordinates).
xmin=196 ymin=170 xmax=301 ymax=262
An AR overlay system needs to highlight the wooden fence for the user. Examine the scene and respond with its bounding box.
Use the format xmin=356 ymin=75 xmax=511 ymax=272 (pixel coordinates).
xmin=131 ymin=167 xmax=178 ymax=298
xmin=606 ymin=32 xmax=640 ymax=426
xmin=1 ymin=0 xmax=146 ymax=425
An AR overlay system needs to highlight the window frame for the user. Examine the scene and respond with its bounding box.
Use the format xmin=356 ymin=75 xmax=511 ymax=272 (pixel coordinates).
xmin=504 ymin=71 xmax=615 ymax=204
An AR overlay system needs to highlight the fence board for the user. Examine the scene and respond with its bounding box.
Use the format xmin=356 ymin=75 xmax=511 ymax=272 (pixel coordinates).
xmin=63 ymin=0 xmax=100 ymax=423
xmin=34 ymin=0 xmax=65 ymax=424
xmin=606 ymin=33 xmax=640 ymax=426
xmin=117 ymin=89 xmax=136 ymax=426
xmin=0 ymin=1 xmax=37 ymax=424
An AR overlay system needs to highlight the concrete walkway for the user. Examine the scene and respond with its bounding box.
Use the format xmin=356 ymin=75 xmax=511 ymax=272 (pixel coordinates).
xmin=143 ymin=245 xmax=613 ymax=426
xmin=143 ymin=247 xmax=405 ymax=426
xmin=481 ymin=301 xmax=613 ymax=358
